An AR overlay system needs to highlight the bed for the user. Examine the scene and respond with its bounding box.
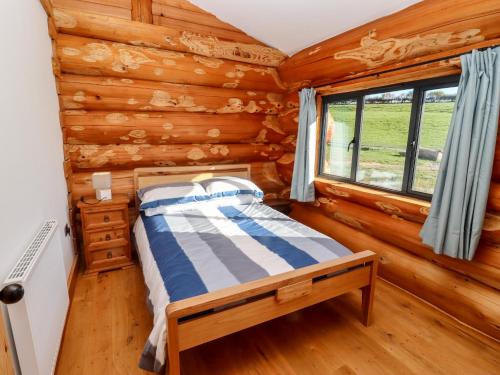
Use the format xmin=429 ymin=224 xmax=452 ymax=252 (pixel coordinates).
xmin=132 ymin=164 xmax=378 ymax=374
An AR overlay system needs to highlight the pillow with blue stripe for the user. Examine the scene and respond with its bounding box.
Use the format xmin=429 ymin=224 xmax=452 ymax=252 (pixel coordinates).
xmin=200 ymin=176 xmax=264 ymax=206
xmin=138 ymin=182 xmax=209 ymax=216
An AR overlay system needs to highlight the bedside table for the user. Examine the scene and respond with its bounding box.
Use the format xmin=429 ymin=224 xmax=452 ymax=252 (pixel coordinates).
xmin=265 ymin=199 xmax=292 ymax=215
xmin=77 ymin=195 xmax=133 ymax=274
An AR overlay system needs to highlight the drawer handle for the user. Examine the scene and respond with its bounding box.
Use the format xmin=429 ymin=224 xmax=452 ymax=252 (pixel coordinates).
xmin=105 ymin=234 xmax=111 ymax=241
xmin=103 ymin=215 xmax=110 ymax=223
xmin=106 ymin=251 xmax=112 ymax=259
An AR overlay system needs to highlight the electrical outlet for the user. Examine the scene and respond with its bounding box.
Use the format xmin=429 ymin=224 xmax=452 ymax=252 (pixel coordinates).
xmin=65 ymin=223 xmax=71 ymax=237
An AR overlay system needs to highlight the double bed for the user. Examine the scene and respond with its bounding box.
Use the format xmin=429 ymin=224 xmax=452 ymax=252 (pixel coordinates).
xmin=132 ymin=164 xmax=378 ymax=374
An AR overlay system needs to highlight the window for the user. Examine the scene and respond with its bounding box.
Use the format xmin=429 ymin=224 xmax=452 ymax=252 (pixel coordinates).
xmin=319 ymin=76 xmax=459 ymax=198
xmin=322 ymin=98 xmax=356 ymax=178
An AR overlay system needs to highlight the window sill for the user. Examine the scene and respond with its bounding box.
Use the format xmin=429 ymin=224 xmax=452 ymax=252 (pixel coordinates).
xmin=314 ymin=177 xmax=430 ymax=222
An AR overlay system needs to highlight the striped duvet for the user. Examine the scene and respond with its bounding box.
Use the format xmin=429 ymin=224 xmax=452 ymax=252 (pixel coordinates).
xmin=133 ymin=202 xmax=352 ymax=372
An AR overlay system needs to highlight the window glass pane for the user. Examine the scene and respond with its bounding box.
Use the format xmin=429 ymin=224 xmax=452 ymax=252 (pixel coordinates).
xmin=357 ymin=89 xmax=413 ymax=190
xmin=321 ymin=99 xmax=356 ymax=178
xmin=412 ymin=86 xmax=458 ymax=194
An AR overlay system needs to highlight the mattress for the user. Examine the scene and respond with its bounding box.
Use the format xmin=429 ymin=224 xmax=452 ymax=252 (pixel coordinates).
xmin=134 ymin=202 xmax=353 ymax=372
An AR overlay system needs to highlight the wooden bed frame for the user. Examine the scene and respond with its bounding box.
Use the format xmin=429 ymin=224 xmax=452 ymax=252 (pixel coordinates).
xmin=133 ymin=164 xmax=378 ymax=375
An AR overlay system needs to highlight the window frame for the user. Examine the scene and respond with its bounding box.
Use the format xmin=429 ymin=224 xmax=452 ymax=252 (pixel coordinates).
xmin=318 ymin=75 xmax=460 ymax=200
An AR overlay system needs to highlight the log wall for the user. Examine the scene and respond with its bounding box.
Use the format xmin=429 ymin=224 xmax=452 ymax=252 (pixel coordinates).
xmin=42 ymin=0 xmax=500 ymax=339
xmin=151 ymin=0 xmax=263 ymax=44
xmin=41 ymin=0 xmax=289 ymax=251
xmin=279 ymin=0 xmax=500 ymax=89
xmin=278 ymin=0 xmax=500 ymax=339
xmin=52 ymin=0 xmax=133 ymax=20
xmin=290 ymin=205 xmax=500 ymax=340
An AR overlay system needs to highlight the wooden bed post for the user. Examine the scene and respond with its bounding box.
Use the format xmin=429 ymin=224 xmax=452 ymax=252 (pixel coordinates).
xmin=167 ymin=316 xmax=181 ymax=375
xmin=361 ymin=258 xmax=378 ymax=326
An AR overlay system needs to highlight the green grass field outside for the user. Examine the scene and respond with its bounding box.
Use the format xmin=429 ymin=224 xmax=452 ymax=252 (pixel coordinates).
xmin=323 ymin=102 xmax=454 ymax=193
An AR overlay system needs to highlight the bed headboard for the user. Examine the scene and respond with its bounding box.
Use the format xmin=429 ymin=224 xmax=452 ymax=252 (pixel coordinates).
xmin=133 ymin=164 xmax=251 ymax=210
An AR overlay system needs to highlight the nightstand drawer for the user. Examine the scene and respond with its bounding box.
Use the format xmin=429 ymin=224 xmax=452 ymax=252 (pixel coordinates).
xmin=84 ymin=209 xmax=127 ymax=230
xmin=89 ymin=246 xmax=128 ymax=264
xmin=88 ymin=238 xmax=128 ymax=251
xmin=87 ymin=228 xmax=128 ymax=244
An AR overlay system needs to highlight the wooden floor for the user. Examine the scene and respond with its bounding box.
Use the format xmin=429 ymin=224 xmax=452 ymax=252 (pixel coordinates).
xmin=56 ymin=266 xmax=500 ymax=375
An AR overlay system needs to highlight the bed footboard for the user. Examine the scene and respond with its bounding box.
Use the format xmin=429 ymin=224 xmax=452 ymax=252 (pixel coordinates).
xmin=165 ymin=250 xmax=378 ymax=375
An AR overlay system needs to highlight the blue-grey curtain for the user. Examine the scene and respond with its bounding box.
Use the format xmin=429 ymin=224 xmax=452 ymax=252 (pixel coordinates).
xmin=291 ymin=88 xmax=316 ymax=202
xmin=420 ymin=47 xmax=500 ymax=260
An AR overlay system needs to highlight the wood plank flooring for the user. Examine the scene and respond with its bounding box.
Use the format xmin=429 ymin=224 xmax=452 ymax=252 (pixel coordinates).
xmin=0 ymin=309 xmax=15 ymax=375
xmin=56 ymin=266 xmax=500 ymax=375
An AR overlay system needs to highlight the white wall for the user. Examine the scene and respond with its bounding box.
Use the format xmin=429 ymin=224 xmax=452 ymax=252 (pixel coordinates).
xmin=0 ymin=1 xmax=74 ymax=282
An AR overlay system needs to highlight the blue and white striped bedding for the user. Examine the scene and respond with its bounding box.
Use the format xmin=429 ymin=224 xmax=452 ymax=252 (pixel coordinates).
xmin=133 ymin=202 xmax=353 ymax=372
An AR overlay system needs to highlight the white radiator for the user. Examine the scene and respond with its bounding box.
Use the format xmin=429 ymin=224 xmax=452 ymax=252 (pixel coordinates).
xmin=2 ymin=220 xmax=69 ymax=375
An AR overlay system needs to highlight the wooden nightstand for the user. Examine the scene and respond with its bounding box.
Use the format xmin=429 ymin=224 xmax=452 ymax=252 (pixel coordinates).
xmin=77 ymin=195 xmax=133 ymax=274
xmin=265 ymin=199 xmax=292 ymax=215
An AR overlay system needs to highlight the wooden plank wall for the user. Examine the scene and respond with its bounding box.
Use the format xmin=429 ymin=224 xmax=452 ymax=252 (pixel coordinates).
xmin=278 ymin=0 xmax=500 ymax=339
xmin=40 ymin=0 xmax=290 ymax=244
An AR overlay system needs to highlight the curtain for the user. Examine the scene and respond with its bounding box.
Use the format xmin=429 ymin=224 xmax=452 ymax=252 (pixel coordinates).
xmin=420 ymin=47 xmax=500 ymax=260
xmin=291 ymin=88 xmax=317 ymax=202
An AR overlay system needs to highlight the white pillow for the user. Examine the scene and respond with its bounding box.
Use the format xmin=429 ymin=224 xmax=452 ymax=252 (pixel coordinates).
xmin=200 ymin=176 xmax=263 ymax=207
xmin=138 ymin=182 xmax=209 ymax=216
xmin=208 ymin=194 xmax=257 ymax=207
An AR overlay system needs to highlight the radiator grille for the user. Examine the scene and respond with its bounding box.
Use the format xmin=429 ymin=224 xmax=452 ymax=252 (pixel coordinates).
xmin=5 ymin=220 xmax=58 ymax=284
xmin=3 ymin=218 xmax=68 ymax=375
